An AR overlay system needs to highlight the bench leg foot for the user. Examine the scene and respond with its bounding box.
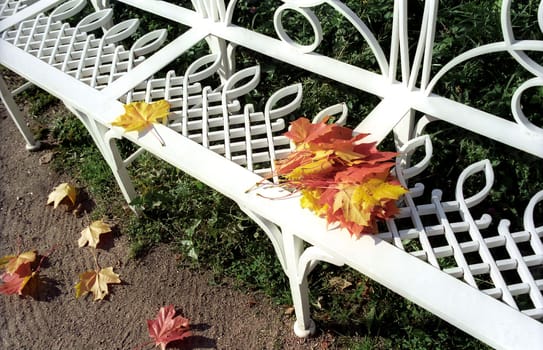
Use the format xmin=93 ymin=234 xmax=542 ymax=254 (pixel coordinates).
xmin=25 ymin=141 xmax=42 ymax=151
xmin=0 ymin=76 xmax=41 ymax=151
xmin=283 ymin=229 xmax=316 ymax=338
xmin=293 ymin=318 xmax=316 ymax=338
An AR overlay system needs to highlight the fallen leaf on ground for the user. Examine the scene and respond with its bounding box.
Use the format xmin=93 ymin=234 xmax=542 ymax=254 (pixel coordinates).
xmin=0 ymin=263 xmax=34 ymax=295
xmin=74 ymin=266 xmax=120 ymax=301
xmin=78 ymin=220 xmax=112 ymax=248
xmin=39 ymin=152 xmax=55 ymax=164
xmin=47 ymin=183 xmax=77 ymax=209
xmin=147 ymin=305 xmax=191 ymax=350
xmin=0 ymin=248 xmax=53 ymax=298
xmin=0 ymin=250 xmax=36 ymax=274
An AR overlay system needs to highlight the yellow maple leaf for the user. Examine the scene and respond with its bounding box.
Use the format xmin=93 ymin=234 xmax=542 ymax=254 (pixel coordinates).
xmin=78 ymin=220 xmax=112 ymax=248
xmin=354 ymin=178 xmax=408 ymax=204
xmin=333 ymin=185 xmax=373 ymax=227
xmin=0 ymin=250 xmax=37 ymax=274
xmin=111 ymin=100 xmax=170 ymax=132
xmin=287 ymin=150 xmax=335 ymax=180
xmin=333 ymin=179 xmax=408 ymax=228
xmin=75 ymin=266 xmax=121 ymax=301
xmin=300 ymin=189 xmax=328 ymax=216
xmin=47 ymin=183 xmax=77 ymax=209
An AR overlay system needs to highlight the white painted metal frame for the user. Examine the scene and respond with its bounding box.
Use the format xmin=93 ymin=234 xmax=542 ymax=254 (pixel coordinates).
xmin=1 ymin=1 xmax=542 ymax=349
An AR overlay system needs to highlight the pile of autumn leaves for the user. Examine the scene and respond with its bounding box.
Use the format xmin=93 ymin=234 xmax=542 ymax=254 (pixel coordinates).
xmin=110 ymin=98 xmax=408 ymax=236
xmin=274 ymin=117 xmax=407 ymax=235
xmin=0 ymin=183 xmax=190 ymax=350
xmin=109 ymin=98 xmax=408 ymax=235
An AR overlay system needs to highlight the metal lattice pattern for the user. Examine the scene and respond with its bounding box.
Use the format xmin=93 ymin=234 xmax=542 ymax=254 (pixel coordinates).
xmin=0 ymin=0 xmax=37 ymax=20
xmin=1 ymin=0 xmax=164 ymax=90
xmin=1 ymin=0 xmax=296 ymax=175
xmin=126 ymin=67 xmax=298 ymax=175
xmin=378 ymin=136 xmax=543 ymax=320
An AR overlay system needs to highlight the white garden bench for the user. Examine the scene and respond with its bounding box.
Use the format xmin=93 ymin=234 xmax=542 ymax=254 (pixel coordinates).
xmin=1 ymin=1 xmax=542 ymax=348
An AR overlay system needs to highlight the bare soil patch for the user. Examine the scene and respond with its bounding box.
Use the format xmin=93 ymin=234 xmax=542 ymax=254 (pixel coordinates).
xmin=0 ymin=102 xmax=328 ymax=349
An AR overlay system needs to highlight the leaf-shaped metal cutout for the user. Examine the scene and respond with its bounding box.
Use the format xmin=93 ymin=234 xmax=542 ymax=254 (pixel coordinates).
xmin=523 ymin=190 xmax=543 ymax=245
xmin=265 ymin=83 xmax=303 ymax=120
xmin=185 ymin=53 xmax=222 ymax=83
xmin=455 ymin=159 xmax=494 ymax=208
xmin=223 ymin=65 xmax=260 ymax=100
xmin=77 ymin=9 xmax=113 ymax=33
xmin=396 ymin=135 xmax=433 ymax=182
xmin=103 ymin=18 xmax=139 ymax=45
xmin=132 ymin=29 xmax=168 ymax=57
xmin=50 ymin=0 xmax=86 ymax=22
xmin=313 ymin=103 xmax=348 ymax=125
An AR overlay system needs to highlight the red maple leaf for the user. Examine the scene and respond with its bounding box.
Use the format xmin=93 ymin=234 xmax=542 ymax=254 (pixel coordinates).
xmin=0 ymin=262 xmax=33 ymax=295
xmin=147 ymin=305 xmax=191 ymax=350
xmin=272 ymin=117 xmax=408 ymax=235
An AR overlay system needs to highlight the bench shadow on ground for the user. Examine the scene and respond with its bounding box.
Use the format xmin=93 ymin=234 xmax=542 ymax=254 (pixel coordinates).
xmin=172 ymin=323 xmax=216 ymax=349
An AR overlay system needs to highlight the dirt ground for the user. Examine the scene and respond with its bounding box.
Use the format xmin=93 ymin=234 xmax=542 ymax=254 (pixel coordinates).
xmin=0 ymin=103 xmax=330 ymax=349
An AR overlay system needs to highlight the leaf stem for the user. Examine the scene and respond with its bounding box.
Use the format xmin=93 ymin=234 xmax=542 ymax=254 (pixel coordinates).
xmin=151 ymin=125 xmax=165 ymax=146
xmin=91 ymin=249 xmax=100 ymax=271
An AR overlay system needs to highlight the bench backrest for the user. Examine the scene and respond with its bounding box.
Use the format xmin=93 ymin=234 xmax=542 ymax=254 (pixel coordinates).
xmin=121 ymin=0 xmax=543 ymax=158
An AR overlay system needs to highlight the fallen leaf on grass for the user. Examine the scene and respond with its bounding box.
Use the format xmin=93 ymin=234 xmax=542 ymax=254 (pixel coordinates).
xmin=328 ymin=276 xmax=353 ymax=291
xmin=78 ymin=220 xmax=112 ymax=248
xmin=147 ymin=305 xmax=191 ymax=350
xmin=74 ymin=266 xmax=120 ymax=301
xmin=47 ymin=183 xmax=77 ymax=209
xmin=39 ymin=151 xmax=55 ymax=165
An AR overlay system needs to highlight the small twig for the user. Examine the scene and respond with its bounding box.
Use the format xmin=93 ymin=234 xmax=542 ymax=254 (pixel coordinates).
xmin=35 ymin=244 xmax=57 ymax=274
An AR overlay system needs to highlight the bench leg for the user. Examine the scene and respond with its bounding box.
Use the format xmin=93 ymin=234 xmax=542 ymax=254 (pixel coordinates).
xmin=282 ymin=229 xmax=316 ymax=337
xmin=0 ymin=76 xmax=41 ymax=151
xmin=65 ymin=105 xmax=138 ymax=207
xmin=103 ymin=135 xmax=138 ymax=207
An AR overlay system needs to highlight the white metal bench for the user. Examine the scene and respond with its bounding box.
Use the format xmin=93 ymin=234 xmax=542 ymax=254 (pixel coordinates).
xmin=1 ymin=1 xmax=542 ymax=348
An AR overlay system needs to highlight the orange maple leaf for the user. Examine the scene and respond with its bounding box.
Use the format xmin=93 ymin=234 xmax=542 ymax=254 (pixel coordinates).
xmin=285 ymin=117 xmax=353 ymax=148
xmin=147 ymin=305 xmax=191 ymax=350
xmin=0 ymin=247 xmax=54 ymax=298
xmin=273 ymin=117 xmax=408 ymax=235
